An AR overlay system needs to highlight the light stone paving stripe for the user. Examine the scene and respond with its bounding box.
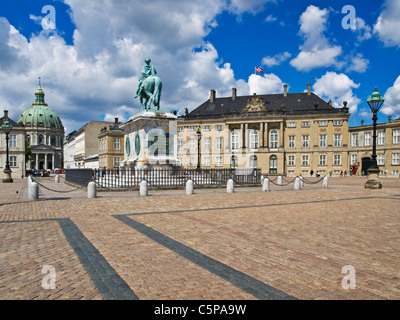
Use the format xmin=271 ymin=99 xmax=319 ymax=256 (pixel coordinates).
xmin=58 ymin=218 xmax=139 ymax=300
xmin=114 ymin=214 xmax=298 ymax=300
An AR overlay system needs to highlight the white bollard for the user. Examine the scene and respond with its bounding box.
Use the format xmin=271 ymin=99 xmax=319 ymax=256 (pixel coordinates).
xmin=186 ymin=180 xmax=194 ymax=195
xmin=294 ymin=177 xmax=301 ymax=190
xmin=227 ymin=179 xmax=234 ymax=194
xmin=28 ymin=182 xmax=39 ymax=201
xmin=87 ymin=181 xmax=97 ymax=198
xmin=322 ymin=176 xmax=329 ymax=189
xmin=140 ymin=180 xmax=148 ymax=197
xmin=55 ymin=174 xmax=60 ymax=183
xmin=262 ymin=177 xmax=270 ymax=192
xmin=299 ymin=175 xmax=304 ymax=188
xmin=260 ymin=175 xmax=264 ymax=183
xmin=277 ymin=175 xmax=283 ymax=185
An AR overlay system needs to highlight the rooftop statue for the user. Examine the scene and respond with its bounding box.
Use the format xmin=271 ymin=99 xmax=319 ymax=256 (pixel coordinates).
xmin=135 ymin=58 xmax=162 ymax=111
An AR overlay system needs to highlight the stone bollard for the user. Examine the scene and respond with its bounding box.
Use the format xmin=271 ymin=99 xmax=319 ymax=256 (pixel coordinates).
xmin=294 ymin=177 xmax=302 ymax=190
xmin=260 ymin=175 xmax=264 ymax=183
xmin=299 ymin=175 xmax=304 ymax=188
xmin=28 ymin=181 xmax=39 ymax=201
xmin=322 ymin=176 xmax=329 ymax=189
xmin=88 ymin=181 xmax=97 ymax=198
xmin=186 ymin=180 xmax=194 ymax=195
xmin=55 ymin=174 xmax=60 ymax=183
xmin=227 ymin=179 xmax=234 ymax=194
xmin=139 ymin=180 xmax=148 ymax=197
xmin=277 ymin=175 xmax=283 ymax=185
xmin=262 ymin=177 xmax=270 ymax=192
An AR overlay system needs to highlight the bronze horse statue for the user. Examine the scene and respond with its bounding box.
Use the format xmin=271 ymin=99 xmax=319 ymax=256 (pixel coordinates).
xmin=136 ymin=76 xmax=162 ymax=111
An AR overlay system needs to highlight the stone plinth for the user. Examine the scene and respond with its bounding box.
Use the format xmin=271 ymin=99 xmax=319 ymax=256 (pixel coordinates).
xmin=120 ymin=110 xmax=178 ymax=169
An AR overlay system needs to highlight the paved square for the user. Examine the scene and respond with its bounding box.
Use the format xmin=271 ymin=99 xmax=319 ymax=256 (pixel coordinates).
xmin=0 ymin=176 xmax=399 ymax=300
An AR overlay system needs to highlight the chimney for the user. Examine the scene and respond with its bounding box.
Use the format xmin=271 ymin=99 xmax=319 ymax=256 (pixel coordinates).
xmin=4 ymin=110 xmax=8 ymax=119
xmin=232 ymin=88 xmax=237 ymax=101
xmin=115 ymin=117 xmax=119 ymax=124
xmin=361 ymin=120 xmax=364 ymax=126
xmin=307 ymin=83 xmax=311 ymax=96
xmin=283 ymin=84 xmax=288 ymax=97
xmin=210 ymin=89 xmax=216 ymax=103
xmin=389 ymin=115 xmax=392 ymax=122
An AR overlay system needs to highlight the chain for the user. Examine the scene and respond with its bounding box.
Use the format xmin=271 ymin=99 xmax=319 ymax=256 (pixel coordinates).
xmin=31 ymin=176 xmax=82 ymax=193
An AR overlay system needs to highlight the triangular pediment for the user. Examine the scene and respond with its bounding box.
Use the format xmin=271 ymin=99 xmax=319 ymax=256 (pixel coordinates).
xmin=30 ymin=144 xmax=55 ymax=151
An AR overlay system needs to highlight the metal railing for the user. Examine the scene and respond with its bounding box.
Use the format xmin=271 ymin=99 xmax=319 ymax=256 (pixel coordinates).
xmin=65 ymin=167 xmax=261 ymax=189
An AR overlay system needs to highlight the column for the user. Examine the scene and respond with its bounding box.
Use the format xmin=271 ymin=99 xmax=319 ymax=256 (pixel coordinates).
xmin=279 ymin=122 xmax=284 ymax=148
xmin=240 ymin=123 xmax=244 ymax=149
xmin=260 ymin=123 xmax=264 ymax=148
xmin=45 ymin=154 xmax=48 ymax=170
xmin=52 ymin=154 xmax=55 ymax=170
xmin=225 ymin=125 xmax=231 ymax=152
xmin=244 ymin=123 xmax=248 ymax=150
xmin=265 ymin=123 xmax=269 ymax=150
xmin=35 ymin=154 xmax=39 ymax=169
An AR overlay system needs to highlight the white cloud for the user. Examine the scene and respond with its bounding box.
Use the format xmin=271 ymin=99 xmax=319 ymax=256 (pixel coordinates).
xmin=353 ymin=17 xmax=372 ymax=43
xmin=248 ymin=73 xmax=284 ymax=95
xmin=313 ymin=72 xmax=361 ymax=114
xmin=381 ymin=75 xmax=400 ymax=117
xmin=265 ymin=14 xmax=277 ymax=22
xmin=262 ymin=52 xmax=291 ymax=67
xmin=228 ymin=0 xmax=276 ymax=15
xmin=2 ymin=0 xmax=278 ymax=132
xmin=290 ymin=5 xmax=342 ymax=72
xmin=346 ymin=53 xmax=369 ymax=73
xmin=374 ymin=0 xmax=400 ymax=48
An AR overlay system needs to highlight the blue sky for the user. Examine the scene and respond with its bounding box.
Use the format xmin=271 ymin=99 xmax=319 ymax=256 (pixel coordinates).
xmin=0 ymin=0 xmax=400 ymax=133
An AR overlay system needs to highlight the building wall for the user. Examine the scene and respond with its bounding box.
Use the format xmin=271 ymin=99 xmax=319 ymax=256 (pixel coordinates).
xmin=98 ymin=131 xmax=124 ymax=169
xmin=177 ymin=113 xmax=352 ymax=176
xmin=0 ymin=129 xmax=26 ymax=179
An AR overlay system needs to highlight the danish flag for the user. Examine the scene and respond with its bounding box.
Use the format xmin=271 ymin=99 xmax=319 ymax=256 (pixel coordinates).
xmin=255 ymin=67 xmax=264 ymax=74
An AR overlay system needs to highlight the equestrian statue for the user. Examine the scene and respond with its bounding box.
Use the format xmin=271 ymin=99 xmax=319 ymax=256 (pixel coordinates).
xmin=135 ymin=58 xmax=163 ymax=111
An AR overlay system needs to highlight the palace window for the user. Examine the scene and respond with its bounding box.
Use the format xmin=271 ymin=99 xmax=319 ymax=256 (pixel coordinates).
xmin=269 ymin=155 xmax=277 ymax=173
xmin=189 ymin=138 xmax=195 ymax=151
xmin=333 ymin=120 xmax=342 ymax=126
xmin=113 ymin=157 xmax=121 ymax=167
xmin=178 ymin=139 xmax=184 ymax=151
xmin=319 ymin=155 xmax=327 ymax=166
xmin=114 ymin=138 xmax=121 ymax=150
xmin=231 ymin=131 xmax=240 ymax=151
xmin=270 ymin=130 xmax=278 ymax=149
xmin=231 ymin=155 xmax=238 ymax=168
xmin=250 ymin=131 xmax=259 ymax=149
xmin=9 ymin=135 xmax=17 ymax=148
xmin=216 ymin=137 xmax=223 ymax=150
xmin=319 ymin=135 xmax=327 ymax=148
xmin=250 ymin=155 xmax=257 ymax=168
xmin=204 ymin=138 xmax=210 ymax=151
xmin=333 ymin=154 xmax=342 ymax=166
xmin=302 ymin=121 xmax=310 ymax=128
xmin=377 ymin=154 xmax=385 ymax=166
xmin=10 ymin=156 xmax=17 ymax=167
xmin=288 ymin=136 xmax=295 ymax=148
xmin=393 ymin=130 xmax=400 ymax=144
xmin=203 ymin=156 xmax=210 ymax=167
xmin=301 ymin=155 xmax=309 ymax=166
xmin=287 ymin=155 xmax=295 ymax=167
xmin=351 ymin=133 xmax=358 ymax=147
xmin=378 ymin=131 xmax=385 ymax=145
xmin=319 ymin=121 xmax=328 ymax=127
xmin=215 ymin=156 xmax=223 ymax=167
xmin=334 ymin=134 xmax=342 ymax=147
xmin=364 ymin=132 xmax=371 ymax=146
xmin=288 ymin=122 xmax=296 ymax=128
xmin=392 ymin=153 xmax=400 ymax=165
xmin=302 ymin=135 xmax=310 ymax=148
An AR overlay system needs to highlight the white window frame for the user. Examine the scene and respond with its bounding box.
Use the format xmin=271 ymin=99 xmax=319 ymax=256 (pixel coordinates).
xmin=392 ymin=153 xmax=400 ymax=165
xmin=302 ymin=135 xmax=310 ymax=148
xmin=319 ymin=154 xmax=327 ymax=166
xmin=393 ymin=130 xmax=400 ymax=144
xmin=333 ymin=154 xmax=342 ymax=166
xmin=10 ymin=155 xmax=17 ymax=167
xmin=334 ymin=134 xmax=342 ymax=147
xmin=288 ymin=136 xmax=295 ymax=148
xmin=231 ymin=131 xmax=240 ymax=151
xmin=270 ymin=130 xmax=278 ymax=149
xmin=364 ymin=132 xmax=371 ymax=146
xmin=351 ymin=133 xmax=358 ymax=147
xmin=319 ymin=135 xmax=327 ymax=148
xmin=113 ymin=137 xmax=121 ymax=150
xmin=377 ymin=154 xmax=385 ymax=166
xmin=301 ymin=155 xmax=309 ymax=166
xmin=178 ymin=139 xmax=184 ymax=151
xmin=216 ymin=137 xmax=223 ymax=150
xmin=250 ymin=131 xmax=259 ymax=150
xmin=9 ymin=135 xmax=17 ymax=148
xmin=203 ymin=138 xmax=210 ymax=151
xmin=189 ymin=138 xmax=195 ymax=151
xmin=288 ymin=155 xmax=295 ymax=167
xmin=378 ymin=131 xmax=385 ymax=146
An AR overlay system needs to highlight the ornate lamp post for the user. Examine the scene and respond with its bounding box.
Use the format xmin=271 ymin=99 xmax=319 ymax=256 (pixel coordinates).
xmin=2 ymin=118 xmax=13 ymax=183
xmin=365 ymin=87 xmax=384 ymax=189
xmin=196 ymin=127 xmax=202 ymax=171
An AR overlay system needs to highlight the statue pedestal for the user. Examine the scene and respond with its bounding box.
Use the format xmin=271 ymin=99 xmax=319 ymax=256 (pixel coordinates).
xmin=121 ymin=110 xmax=178 ymax=169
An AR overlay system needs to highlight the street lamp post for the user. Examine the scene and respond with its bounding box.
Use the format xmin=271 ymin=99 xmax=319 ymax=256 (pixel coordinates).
xmin=2 ymin=118 xmax=13 ymax=183
xmin=196 ymin=127 xmax=202 ymax=171
xmin=365 ymin=87 xmax=384 ymax=189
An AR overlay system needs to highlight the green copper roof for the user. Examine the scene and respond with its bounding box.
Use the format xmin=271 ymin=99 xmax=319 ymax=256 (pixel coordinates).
xmin=18 ymin=82 xmax=63 ymax=129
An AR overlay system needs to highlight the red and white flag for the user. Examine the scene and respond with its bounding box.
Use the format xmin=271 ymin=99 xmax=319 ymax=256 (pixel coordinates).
xmin=255 ymin=67 xmax=264 ymax=74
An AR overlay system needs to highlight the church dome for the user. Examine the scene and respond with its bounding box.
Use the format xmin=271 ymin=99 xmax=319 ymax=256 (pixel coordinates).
xmin=18 ymin=80 xmax=63 ymax=129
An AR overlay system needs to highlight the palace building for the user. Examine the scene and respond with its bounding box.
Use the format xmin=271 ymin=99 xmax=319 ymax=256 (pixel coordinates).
xmin=177 ymin=85 xmax=352 ymax=176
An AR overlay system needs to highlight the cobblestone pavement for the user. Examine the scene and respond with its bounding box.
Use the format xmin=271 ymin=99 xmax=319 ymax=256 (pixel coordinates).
xmin=0 ymin=175 xmax=399 ymax=300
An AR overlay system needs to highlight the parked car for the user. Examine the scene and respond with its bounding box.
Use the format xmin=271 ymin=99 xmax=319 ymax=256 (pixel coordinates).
xmin=55 ymin=168 xmax=65 ymax=174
